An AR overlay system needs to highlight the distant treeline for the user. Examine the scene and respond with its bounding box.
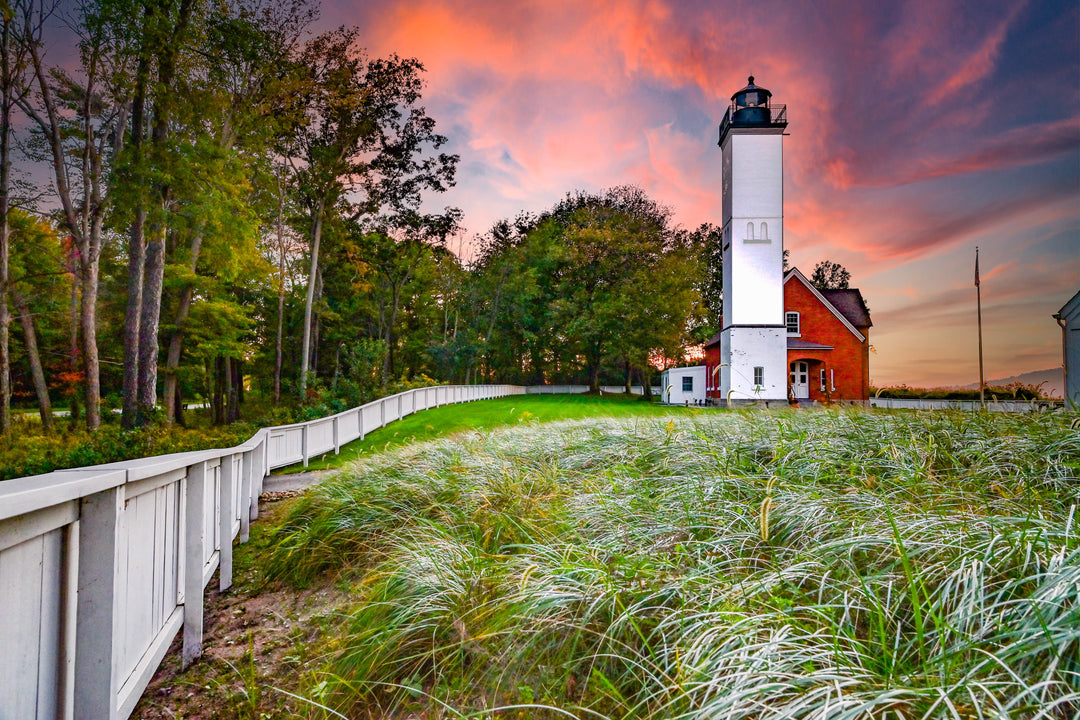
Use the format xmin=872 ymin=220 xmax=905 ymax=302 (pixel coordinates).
xmin=871 ymin=382 xmax=1050 ymax=401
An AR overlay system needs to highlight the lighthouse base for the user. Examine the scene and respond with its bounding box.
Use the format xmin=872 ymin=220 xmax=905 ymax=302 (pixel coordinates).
xmin=719 ymin=326 xmax=788 ymax=403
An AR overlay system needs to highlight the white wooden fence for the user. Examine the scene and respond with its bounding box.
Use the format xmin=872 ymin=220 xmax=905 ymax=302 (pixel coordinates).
xmin=0 ymin=384 xmax=521 ymax=720
xmin=868 ymin=397 xmax=1062 ymax=412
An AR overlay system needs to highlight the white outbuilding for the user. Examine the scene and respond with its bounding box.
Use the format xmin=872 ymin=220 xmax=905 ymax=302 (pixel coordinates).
xmin=660 ymin=365 xmax=707 ymax=405
xmin=1054 ymin=289 xmax=1080 ymax=409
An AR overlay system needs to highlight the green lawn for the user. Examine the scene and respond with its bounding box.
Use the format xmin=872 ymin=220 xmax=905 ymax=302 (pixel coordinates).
xmin=280 ymin=392 xmax=701 ymax=472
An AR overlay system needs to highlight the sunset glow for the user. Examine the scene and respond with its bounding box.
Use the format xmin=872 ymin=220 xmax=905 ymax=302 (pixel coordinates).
xmin=319 ymin=0 xmax=1079 ymax=388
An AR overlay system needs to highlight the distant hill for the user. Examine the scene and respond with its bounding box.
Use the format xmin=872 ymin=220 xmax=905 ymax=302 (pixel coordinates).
xmin=960 ymin=368 xmax=1064 ymax=399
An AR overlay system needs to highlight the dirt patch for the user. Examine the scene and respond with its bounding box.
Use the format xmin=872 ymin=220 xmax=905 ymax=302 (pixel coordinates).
xmin=132 ymin=497 xmax=348 ymax=720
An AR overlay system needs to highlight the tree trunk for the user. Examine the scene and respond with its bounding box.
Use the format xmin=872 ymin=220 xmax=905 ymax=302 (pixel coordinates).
xmin=273 ymin=187 xmax=286 ymax=405
xmin=121 ymin=47 xmax=149 ymax=429
xmin=137 ymin=225 xmax=165 ymax=414
xmin=81 ymin=257 xmax=101 ymax=429
xmin=11 ymin=287 xmax=51 ymax=430
xmin=172 ymin=384 xmax=185 ymax=427
xmin=0 ymin=166 xmax=9 ymax=437
xmin=161 ymin=233 xmax=202 ymax=424
xmin=274 ymin=277 xmax=285 ymax=404
xmin=137 ymin=0 xmax=192 ymax=419
xmin=224 ymin=356 xmax=237 ymax=423
xmin=300 ymin=206 xmax=323 ymax=398
xmin=311 ymin=266 xmax=322 ymax=384
xmin=211 ymin=356 xmax=224 ymax=425
xmin=235 ymin=359 xmax=244 ymax=406
xmin=67 ymin=258 xmax=80 ymax=420
xmin=0 ymin=14 xmax=13 ymax=434
xmin=121 ymin=205 xmax=145 ymax=427
xmin=587 ymin=344 xmax=601 ymax=393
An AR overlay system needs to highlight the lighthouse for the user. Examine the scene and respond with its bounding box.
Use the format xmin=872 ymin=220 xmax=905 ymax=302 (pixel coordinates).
xmin=717 ymin=76 xmax=789 ymax=403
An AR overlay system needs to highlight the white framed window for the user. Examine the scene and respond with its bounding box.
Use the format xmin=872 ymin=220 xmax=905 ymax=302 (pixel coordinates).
xmin=786 ymin=312 xmax=800 ymax=335
xmin=831 ymin=369 xmax=836 ymax=392
xmin=820 ymin=369 xmax=827 ymax=391
xmin=753 ymin=366 xmax=764 ymax=386
xmin=682 ymin=376 xmax=694 ymax=392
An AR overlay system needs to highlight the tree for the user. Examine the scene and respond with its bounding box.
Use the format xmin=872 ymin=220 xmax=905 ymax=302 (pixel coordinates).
xmin=6 ymin=209 xmax=62 ymax=428
xmin=116 ymin=0 xmax=200 ymax=427
xmin=284 ymin=32 xmax=457 ymax=397
xmin=157 ymin=1 xmax=310 ymax=423
xmin=16 ymin=0 xmax=137 ymax=429
xmin=0 ymin=0 xmax=34 ymax=433
xmin=466 ymin=187 xmax=700 ymax=393
xmin=811 ymin=259 xmax=851 ymax=290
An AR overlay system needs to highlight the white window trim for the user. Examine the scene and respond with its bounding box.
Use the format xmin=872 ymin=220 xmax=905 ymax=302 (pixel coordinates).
xmin=830 ymin=369 xmax=836 ymax=392
xmin=786 ymin=311 xmax=801 ymax=337
xmin=820 ymin=369 xmax=826 ymax=392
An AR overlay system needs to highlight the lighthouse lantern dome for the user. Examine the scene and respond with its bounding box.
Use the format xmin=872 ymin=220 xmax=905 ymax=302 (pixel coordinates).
xmin=731 ymin=76 xmax=772 ymax=125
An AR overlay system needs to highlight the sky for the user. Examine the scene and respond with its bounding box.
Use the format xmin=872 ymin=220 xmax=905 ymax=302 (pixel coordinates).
xmin=312 ymin=0 xmax=1079 ymax=389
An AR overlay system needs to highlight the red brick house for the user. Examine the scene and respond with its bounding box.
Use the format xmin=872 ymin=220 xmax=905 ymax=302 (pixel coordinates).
xmin=705 ymin=267 xmax=872 ymax=403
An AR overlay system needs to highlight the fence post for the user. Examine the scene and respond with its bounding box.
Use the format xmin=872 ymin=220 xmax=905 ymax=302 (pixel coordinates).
xmin=398 ymin=393 xmax=403 ymax=420
xmin=183 ymin=461 xmax=206 ymax=669
xmin=333 ymin=416 xmax=340 ymax=455
xmin=219 ymin=456 xmax=234 ymax=592
xmin=301 ymin=425 xmax=309 ymax=468
xmin=240 ymin=450 xmax=253 ymax=542
xmin=359 ymin=407 xmax=365 ymax=440
xmin=250 ymin=440 xmax=264 ymax=520
xmin=380 ymin=398 xmax=385 ymax=427
xmin=74 ymin=485 xmax=123 ymax=720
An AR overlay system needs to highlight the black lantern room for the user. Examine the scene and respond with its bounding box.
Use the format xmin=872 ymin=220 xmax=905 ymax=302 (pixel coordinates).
xmin=718 ymin=76 xmax=787 ymax=145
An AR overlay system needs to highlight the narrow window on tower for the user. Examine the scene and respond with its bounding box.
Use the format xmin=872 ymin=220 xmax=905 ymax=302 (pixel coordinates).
xmin=746 ymin=221 xmax=755 ymax=241
xmin=753 ymin=366 xmax=764 ymax=386
xmin=786 ymin=312 xmax=800 ymax=335
xmin=759 ymin=222 xmax=768 ymax=241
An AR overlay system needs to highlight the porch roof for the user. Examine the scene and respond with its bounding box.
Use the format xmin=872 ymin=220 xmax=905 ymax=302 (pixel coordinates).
xmin=788 ymin=338 xmax=834 ymax=351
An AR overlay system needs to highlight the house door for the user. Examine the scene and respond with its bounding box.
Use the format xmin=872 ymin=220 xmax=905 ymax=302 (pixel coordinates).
xmin=790 ymin=361 xmax=809 ymax=399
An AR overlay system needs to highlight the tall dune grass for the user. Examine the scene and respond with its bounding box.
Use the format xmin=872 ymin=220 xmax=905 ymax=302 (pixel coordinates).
xmin=266 ymin=409 xmax=1080 ymax=718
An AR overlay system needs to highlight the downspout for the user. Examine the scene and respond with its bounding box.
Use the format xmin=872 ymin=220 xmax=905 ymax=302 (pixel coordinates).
xmin=1054 ymin=313 xmax=1067 ymax=408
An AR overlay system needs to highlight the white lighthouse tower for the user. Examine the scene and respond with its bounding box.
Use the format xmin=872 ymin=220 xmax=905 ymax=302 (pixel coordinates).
xmin=718 ymin=76 xmax=788 ymax=404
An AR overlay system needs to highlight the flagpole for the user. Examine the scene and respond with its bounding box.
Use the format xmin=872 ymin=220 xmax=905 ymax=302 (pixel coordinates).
xmin=976 ymin=246 xmax=984 ymax=407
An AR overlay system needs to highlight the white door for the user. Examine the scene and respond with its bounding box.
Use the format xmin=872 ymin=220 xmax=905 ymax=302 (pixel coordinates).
xmin=790 ymin=361 xmax=809 ymax=399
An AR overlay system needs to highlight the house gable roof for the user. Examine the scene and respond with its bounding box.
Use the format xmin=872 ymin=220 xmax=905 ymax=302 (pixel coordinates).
xmin=820 ymin=288 xmax=872 ymax=328
xmin=1056 ymin=289 xmax=1080 ymax=321
xmin=784 ymin=268 xmax=866 ymax=343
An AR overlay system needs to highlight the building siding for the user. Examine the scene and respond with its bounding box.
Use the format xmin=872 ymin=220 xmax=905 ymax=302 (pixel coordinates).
xmin=783 ymin=276 xmax=870 ymax=402
xmin=705 ymin=272 xmax=871 ymax=403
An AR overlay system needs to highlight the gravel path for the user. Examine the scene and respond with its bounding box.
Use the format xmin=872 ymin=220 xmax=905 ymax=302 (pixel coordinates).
xmin=261 ymin=470 xmax=332 ymax=493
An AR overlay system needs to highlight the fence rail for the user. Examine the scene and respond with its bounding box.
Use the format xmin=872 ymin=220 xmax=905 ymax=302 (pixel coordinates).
xmin=0 ymin=383 xmax=523 ymax=720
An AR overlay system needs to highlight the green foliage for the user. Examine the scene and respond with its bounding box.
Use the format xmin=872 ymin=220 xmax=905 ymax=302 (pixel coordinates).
xmin=873 ymin=381 xmax=1050 ymax=401
xmin=261 ymin=408 xmax=1080 ymax=718
xmin=468 ymin=186 xmax=702 ymax=389
xmin=0 ymin=418 xmax=257 ymax=480
xmin=810 ymin=259 xmax=851 ymax=290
